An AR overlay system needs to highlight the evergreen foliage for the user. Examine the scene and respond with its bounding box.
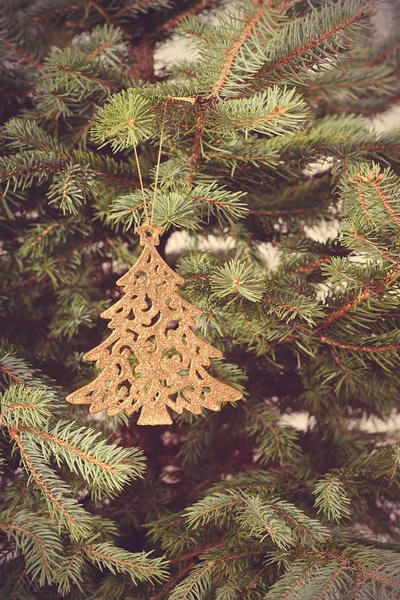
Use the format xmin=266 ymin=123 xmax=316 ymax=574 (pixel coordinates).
xmin=1 ymin=0 xmax=400 ymax=597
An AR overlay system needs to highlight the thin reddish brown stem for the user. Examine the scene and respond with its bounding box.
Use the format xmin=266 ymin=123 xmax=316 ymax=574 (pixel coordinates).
xmin=117 ymin=0 xmax=155 ymax=16
xmin=0 ymin=34 xmax=42 ymax=69
xmin=354 ymin=572 xmax=363 ymax=600
xmin=193 ymin=499 xmax=243 ymax=521
xmin=247 ymin=10 xmax=369 ymax=85
xmin=149 ymin=562 xmax=195 ymax=600
xmin=1 ymin=524 xmax=49 ymax=569
xmin=315 ymin=267 xmax=400 ymax=330
xmin=11 ymin=132 xmax=66 ymax=160
xmin=263 ymin=295 xmax=301 ymax=314
xmin=367 ymin=41 xmax=400 ymax=67
xmin=10 ymin=568 xmax=27 ymax=600
xmin=92 ymin=170 xmax=139 ymax=186
xmin=86 ymin=41 xmax=112 ymax=62
xmin=240 ymin=404 xmax=281 ymax=448
xmin=157 ymin=0 xmax=214 ymax=33
xmin=64 ymin=548 xmax=83 ymax=581
xmin=281 ymin=560 xmax=325 ymax=600
xmin=319 ymin=336 xmax=400 ymax=353
xmin=369 ymin=174 xmax=400 ymax=229
xmin=349 ymin=228 xmax=397 ymax=262
xmin=174 ymin=549 xmax=263 ymax=600
xmin=1 ymin=404 xmax=43 ymax=422
xmin=86 ymin=0 xmax=114 ymax=24
xmin=365 ymin=142 xmax=400 ymax=153
xmin=330 ymin=348 xmax=352 ymax=375
xmin=9 ymin=429 xmax=79 ymax=527
xmin=82 ymin=546 xmax=159 ymax=572
xmin=270 ymin=504 xmax=311 ymax=534
xmin=18 ymin=424 xmax=117 ymax=473
xmin=0 ymin=163 xmax=63 ymax=182
xmin=193 ymin=196 xmax=231 ymax=209
xmin=348 ymin=177 xmax=373 ymax=225
xmin=315 ymin=565 xmax=346 ymax=600
xmin=32 ymin=4 xmax=83 ymax=23
xmin=58 ymin=67 xmax=119 ymax=89
xmin=212 ymin=2 xmax=267 ymax=96
xmin=295 ymin=258 xmax=330 ymax=274
xmin=0 ymin=365 xmax=24 ymax=385
xmin=31 ymin=221 xmax=71 ymax=247
xmin=170 ymin=541 xmax=225 ymax=565
xmin=188 ymin=108 xmax=207 ymax=184
xmin=360 ymin=568 xmax=400 ymax=588
xmin=249 ymin=207 xmax=321 ymax=216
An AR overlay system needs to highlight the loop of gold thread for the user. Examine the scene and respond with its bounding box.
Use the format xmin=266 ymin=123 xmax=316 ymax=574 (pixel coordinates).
xmin=151 ymin=97 xmax=170 ymax=223
xmin=133 ymin=96 xmax=196 ymax=226
xmin=132 ymin=141 xmax=148 ymax=221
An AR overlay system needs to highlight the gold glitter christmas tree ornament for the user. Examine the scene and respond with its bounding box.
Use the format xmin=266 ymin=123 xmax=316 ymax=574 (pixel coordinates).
xmin=66 ymin=220 xmax=243 ymax=424
xmin=67 ymin=97 xmax=242 ymax=424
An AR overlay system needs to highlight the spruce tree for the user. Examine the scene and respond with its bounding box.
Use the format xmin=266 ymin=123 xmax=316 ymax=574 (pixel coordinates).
xmin=1 ymin=0 xmax=400 ymax=598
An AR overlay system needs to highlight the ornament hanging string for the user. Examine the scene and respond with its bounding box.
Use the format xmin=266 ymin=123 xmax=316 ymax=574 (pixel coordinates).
xmin=132 ymin=143 xmax=149 ymax=221
xmin=131 ymin=97 xmax=169 ymax=226
xmin=151 ymin=98 xmax=169 ymax=223
xmin=133 ymin=95 xmax=196 ymax=227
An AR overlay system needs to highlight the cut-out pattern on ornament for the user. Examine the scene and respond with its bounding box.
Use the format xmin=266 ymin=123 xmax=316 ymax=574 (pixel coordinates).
xmin=66 ymin=222 xmax=243 ymax=425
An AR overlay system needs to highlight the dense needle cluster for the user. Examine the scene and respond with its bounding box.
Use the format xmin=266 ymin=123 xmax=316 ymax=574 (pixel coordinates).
xmin=1 ymin=0 xmax=400 ymax=598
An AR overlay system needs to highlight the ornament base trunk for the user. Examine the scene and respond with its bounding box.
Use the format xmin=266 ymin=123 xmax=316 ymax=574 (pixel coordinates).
xmin=136 ymin=402 xmax=173 ymax=426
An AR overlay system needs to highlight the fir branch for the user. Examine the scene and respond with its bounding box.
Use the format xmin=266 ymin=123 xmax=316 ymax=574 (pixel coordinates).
xmin=0 ymin=364 xmax=24 ymax=386
xmin=361 ymin=171 xmax=400 ymax=229
xmin=185 ymin=489 xmax=248 ymax=530
xmin=319 ymin=336 xmax=400 ymax=354
xmin=79 ymin=542 xmax=169 ymax=584
xmin=208 ymin=87 xmax=308 ymax=137
xmin=78 ymin=24 xmax=128 ymax=67
xmin=20 ymin=420 xmax=146 ymax=499
xmin=116 ymin=0 xmax=170 ymax=16
xmin=265 ymin=556 xmax=341 ymax=600
xmin=0 ymin=34 xmax=43 ymax=69
xmin=156 ymin=0 xmax=214 ymax=34
xmin=47 ymin=164 xmax=95 ymax=215
xmin=314 ymin=476 xmax=351 ymax=522
xmin=0 ymin=511 xmax=63 ymax=586
xmin=8 ymin=429 xmax=93 ymax=539
xmin=52 ymin=64 xmax=119 ymax=91
xmin=188 ymin=107 xmax=207 ymax=185
xmin=0 ymin=152 xmax=64 ymax=192
xmin=2 ymin=119 xmax=67 ymax=159
xmin=238 ymin=495 xmax=323 ymax=550
xmin=315 ymin=267 xmax=400 ymax=330
xmin=91 ymin=88 xmax=155 ymax=150
xmin=367 ymin=40 xmax=400 ymax=67
xmin=1 ymin=1 xmax=400 ymax=597
xmin=240 ymin=402 xmax=300 ymax=464
xmin=1 ymin=386 xmax=53 ymax=429
xmin=57 ymin=547 xmax=86 ymax=594
xmin=211 ymin=1 xmax=267 ymax=97
xmin=246 ymin=1 xmax=373 ymax=90
xmin=169 ymin=548 xmax=264 ymax=600
xmin=211 ymin=259 xmax=265 ymax=302
xmin=9 ymin=568 xmax=28 ymax=600
xmin=86 ymin=0 xmax=115 ymax=25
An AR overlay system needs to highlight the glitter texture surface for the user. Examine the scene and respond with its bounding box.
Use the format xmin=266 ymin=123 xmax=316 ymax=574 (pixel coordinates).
xmin=66 ymin=222 xmax=243 ymax=425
